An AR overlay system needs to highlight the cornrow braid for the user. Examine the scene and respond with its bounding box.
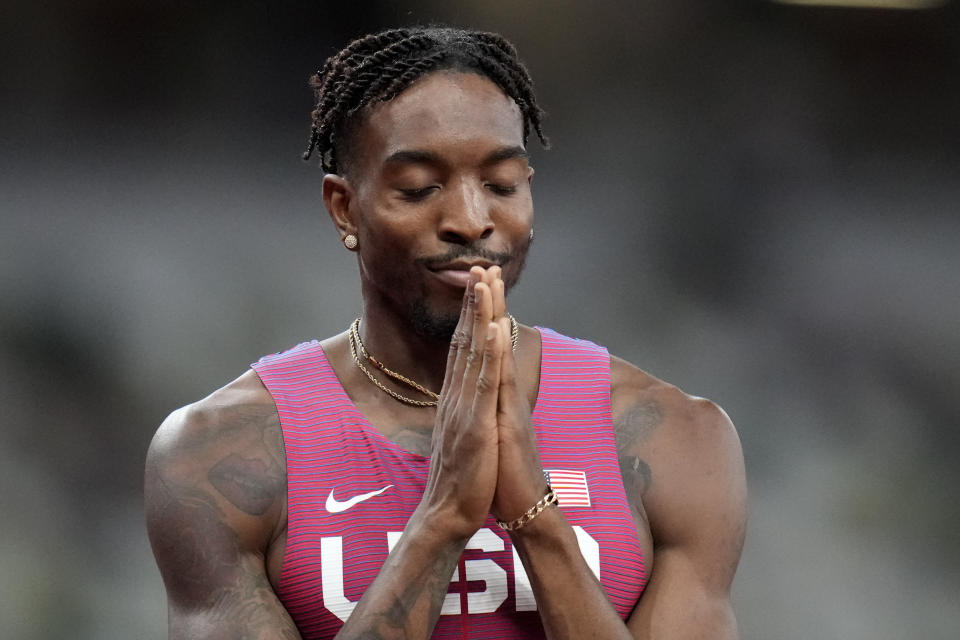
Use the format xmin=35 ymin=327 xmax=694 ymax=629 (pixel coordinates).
xmin=303 ymin=29 xmax=416 ymax=165
xmin=471 ymin=39 xmax=547 ymax=145
xmin=324 ymin=35 xmax=437 ymax=125
xmin=303 ymin=26 xmax=549 ymax=174
xmin=366 ymin=52 xmax=447 ymax=106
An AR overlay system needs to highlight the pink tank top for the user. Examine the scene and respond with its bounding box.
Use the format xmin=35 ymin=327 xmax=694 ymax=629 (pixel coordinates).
xmin=252 ymin=327 xmax=647 ymax=638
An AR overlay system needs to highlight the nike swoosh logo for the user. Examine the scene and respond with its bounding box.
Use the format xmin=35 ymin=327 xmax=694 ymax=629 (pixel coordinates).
xmin=325 ymin=485 xmax=394 ymax=513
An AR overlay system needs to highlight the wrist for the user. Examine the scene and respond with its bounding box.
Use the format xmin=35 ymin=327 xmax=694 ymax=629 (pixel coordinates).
xmin=407 ymin=502 xmax=477 ymax=547
xmin=493 ymin=469 xmax=551 ymax=519
xmin=496 ymin=485 xmax=557 ymax=532
xmin=504 ymin=502 xmax=570 ymax=549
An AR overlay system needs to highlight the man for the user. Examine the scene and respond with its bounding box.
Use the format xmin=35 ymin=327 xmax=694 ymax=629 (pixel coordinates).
xmin=145 ymin=26 xmax=747 ymax=639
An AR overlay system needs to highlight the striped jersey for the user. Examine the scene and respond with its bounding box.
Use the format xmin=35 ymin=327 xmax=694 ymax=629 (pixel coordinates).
xmin=252 ymin=327 xmax=647 ymax=638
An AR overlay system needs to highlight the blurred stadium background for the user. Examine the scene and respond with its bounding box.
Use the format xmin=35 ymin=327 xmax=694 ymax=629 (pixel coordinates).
xmin=2 ymin=1 xmax=958 ymax=638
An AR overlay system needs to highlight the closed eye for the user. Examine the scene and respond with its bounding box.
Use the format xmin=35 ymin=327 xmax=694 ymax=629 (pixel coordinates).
xmin=486 ymin=183 xmax=517 ymax=196
xmin=398 ymin=186 xmax=438 ymax=201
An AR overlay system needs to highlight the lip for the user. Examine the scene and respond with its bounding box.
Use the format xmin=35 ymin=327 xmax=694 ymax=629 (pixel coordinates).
xmin=429 ymin=259 xmax=497 ymax=271
xmin=430 ymin=269 xmax=475 ymax=288
xmin=426 ymin=259 xmax=499 ymax=289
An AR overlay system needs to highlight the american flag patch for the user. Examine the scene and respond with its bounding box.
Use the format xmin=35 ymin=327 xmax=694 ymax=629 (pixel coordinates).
xmin=544 ymin=469 xmax=591 ymax=507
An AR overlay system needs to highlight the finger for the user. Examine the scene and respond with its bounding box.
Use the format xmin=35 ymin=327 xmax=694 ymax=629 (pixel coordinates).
xmin=498 ymin=315 xmax=519 ymax=393
xmin=463 ymin=281 xmax=494 ymax=387
xmin=487 ymin=265 xmax=500 ymax=298
xmin=443 ymin=268 xmax=480 ymax=394
xmin=473 ymin=321 xmax=504 ymax=417
xmin=449 ymin=270 xmax=489 ymax=400
xmin=481 ymin=265 xmax=497 ymax=289
xmin=491 ymin=275 xmax=506 ymax=321
xmin=484 ymin=267 xmax=501 ymax=308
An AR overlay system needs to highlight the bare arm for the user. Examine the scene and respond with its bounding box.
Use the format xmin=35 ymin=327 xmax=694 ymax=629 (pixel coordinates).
xmin=147 ymin=270 xmax=507 ymax=640
xmin=145 ymin=377 xmax=471 ymax=640
xmin=621 ymin=383 xmax=747 ymax=639
xmin=145 ymin=374 xmax=301 ymax=640
xmin=492 ymin=317 xmax=747 ymax=639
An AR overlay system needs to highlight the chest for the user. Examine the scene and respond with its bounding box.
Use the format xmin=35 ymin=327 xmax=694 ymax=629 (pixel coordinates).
xmin=255 ymin=332 xmax=651 ymax=636
xmin=265 ymin=411 xmax=648 ymax=638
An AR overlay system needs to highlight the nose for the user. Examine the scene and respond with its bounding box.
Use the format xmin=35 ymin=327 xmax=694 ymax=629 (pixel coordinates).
xmin=437 ymin=181 xmax=494 ymax=245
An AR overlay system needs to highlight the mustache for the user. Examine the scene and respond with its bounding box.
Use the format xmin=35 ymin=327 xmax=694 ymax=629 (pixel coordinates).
xmin=417 ymin=245 xmax=516 ymax=269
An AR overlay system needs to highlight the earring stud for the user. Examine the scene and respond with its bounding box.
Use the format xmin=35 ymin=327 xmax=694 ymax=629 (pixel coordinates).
xmin=343 ymin=234 xmax=358 ymax=250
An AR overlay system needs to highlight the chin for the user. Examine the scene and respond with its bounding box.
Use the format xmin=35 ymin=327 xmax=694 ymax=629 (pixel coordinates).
xmin=408 ymin=298 xmax=461 ymax=340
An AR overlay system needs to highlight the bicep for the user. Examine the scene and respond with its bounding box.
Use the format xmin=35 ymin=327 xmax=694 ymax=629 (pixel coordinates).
xmin=627 ymin=545 xmax=738 ymax=639
xmin=168 ymin=564 xmax=301 ymax=640
xmin=145 ymin=406 xmax=300 ymax=639
xmin=624 ymin=398 xmax=747 ymax=639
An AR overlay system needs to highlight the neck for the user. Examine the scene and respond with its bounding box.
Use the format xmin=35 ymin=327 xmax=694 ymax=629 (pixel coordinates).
xmin=356 ymin=298 xmax=454 ymax=395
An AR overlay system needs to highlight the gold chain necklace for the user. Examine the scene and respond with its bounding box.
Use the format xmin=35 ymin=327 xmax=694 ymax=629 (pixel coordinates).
xmin=348 ymin=315 xmax=519 ymax=407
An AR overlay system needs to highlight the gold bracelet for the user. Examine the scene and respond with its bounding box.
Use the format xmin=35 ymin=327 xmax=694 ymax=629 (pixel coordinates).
xmin=496 ymin=487 xmax=559 ymax=532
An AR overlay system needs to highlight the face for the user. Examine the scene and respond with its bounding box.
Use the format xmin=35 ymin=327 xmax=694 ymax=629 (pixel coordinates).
xmin=325 ymin=71 xmax=535 ymax=338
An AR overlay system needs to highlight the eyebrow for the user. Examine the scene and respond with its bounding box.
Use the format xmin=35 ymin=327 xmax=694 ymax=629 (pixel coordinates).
xmin=481 ymin=145 xmax=529 ymax=166
xmin=383 ymin=145 xmax=529 ymax=168
xmin=383 ymin=149 xmax=443 ymax=167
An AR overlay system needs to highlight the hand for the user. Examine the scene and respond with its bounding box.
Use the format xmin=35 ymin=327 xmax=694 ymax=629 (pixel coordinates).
xmin=485 ymin=268 xmax=549 ymax=524
xmin=415 ymin=267 xmax=506 ymax=540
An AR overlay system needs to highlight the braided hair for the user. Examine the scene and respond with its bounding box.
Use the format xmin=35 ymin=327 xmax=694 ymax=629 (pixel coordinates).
xmin=303 ymin=27 xmax=548 ymax=174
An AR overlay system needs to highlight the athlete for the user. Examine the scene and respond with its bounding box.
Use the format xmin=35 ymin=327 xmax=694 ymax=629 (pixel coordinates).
xmin=145 ymin=27 xmax=747 ymax=639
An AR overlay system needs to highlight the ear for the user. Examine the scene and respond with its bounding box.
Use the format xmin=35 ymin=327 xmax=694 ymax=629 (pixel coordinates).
xmin=322 ymin=173 xmax=357 ymax=240
xmin=527 ymin=165 xmax=535 ymax=184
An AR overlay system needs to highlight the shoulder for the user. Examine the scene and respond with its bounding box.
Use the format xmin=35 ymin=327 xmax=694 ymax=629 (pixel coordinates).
xmin=149 ymin=369 xmax=281 ymax=476
xmin=145 ymin=369 xmax=286 ymax=555
xmin=151 ymin=368 xmax=278 ymax=444
xmin=609 ymin=354 xmax=739 ymax=460
xmin=608 ymin=354 xmax=745 ymax=545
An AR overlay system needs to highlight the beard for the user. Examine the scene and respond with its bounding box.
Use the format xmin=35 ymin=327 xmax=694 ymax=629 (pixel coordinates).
xmin=408 ymin=298 xmax=461 ymax=340
xmin=407 ymin=236 xmax=531 ymax=340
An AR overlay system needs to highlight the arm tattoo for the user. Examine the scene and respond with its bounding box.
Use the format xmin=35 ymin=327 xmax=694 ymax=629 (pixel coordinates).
xmin=149 ymin=475 xmax=242 ymax=604
xmin=614 ymin=400 xmax=662 ymax=498
xmin=208 ymin=453 xmax=284 ymax=516
xmin=147 ymin=398 xmax=298 ymax=639
xmin=206 ymin=406 xmax=285 ymax=515
xmin=385 ymin=424 xmax=434 ymax=458
xmin=614 ymin=401 xmax=662 ymax=453
xmin=339 ymin=544 xmax=461 ymax=639
xmin=207 ymin=569 xmax=302 ymax=639
xmin=150 ymin=476 xmax=300 ymax=638
xmin=619 ymin=454 xmax=653 ymax=497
